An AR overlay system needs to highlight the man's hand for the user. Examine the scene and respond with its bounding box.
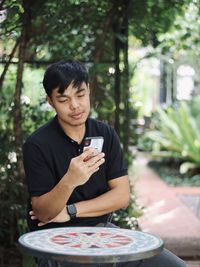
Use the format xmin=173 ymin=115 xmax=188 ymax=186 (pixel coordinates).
xmin=29 ymin=206 xmax=70 ymax=226
xmin=67 ymin=147 xmax=105 ymax=188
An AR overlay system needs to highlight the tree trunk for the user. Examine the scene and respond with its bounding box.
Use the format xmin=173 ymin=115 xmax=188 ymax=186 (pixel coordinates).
xmin=13 ymin=0 xmax=31 ymax=180
xmin=171 ymin=64 xmax=175 ymax=103
xmin=113 ymin=0 xmax=130 ymax=155
xmin=90 ymin=5 xmax=116 ymax=105
xmin=114 ymin=29 xmax=121 ymax=135
xmin=113 ymin=0 xmax=124 ymax=134
xmin=159 ymin=59 xmax=167 ymax=104
xmin=121 ymin=0 xmax=130 ymax=155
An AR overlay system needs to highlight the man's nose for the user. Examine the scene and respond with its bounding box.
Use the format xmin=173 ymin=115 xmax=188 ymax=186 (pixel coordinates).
xmin=70 ymin=98 xmax=79 ymax=110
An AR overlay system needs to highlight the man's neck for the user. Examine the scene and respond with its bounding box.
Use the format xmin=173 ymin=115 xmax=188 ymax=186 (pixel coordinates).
xmin=58 ymin=118 xmax=86 ymax=144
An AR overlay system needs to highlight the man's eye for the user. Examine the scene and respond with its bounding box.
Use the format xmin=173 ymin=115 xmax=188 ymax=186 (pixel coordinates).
xmin=77 ymin=94 xmax=84 ymax=97
xmin=59 ymin=100 xmax=67 ymax=103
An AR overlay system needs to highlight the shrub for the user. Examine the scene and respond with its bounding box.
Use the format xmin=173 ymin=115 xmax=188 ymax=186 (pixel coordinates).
xmin=146 ymin=101 xmax=200 ymax=173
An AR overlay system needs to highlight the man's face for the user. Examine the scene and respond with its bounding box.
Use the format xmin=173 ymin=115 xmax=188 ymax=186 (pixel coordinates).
xmin=48 ymin=82 xmax=90 ymax=127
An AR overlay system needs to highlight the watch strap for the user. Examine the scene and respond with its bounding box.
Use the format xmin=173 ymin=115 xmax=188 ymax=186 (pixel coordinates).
xmin=67 ymin=204 xmax=77 ymax=219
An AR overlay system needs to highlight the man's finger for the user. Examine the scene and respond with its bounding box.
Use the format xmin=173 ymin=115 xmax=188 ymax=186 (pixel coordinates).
xmin=80 ymin=147 xmax=97 ymax=161
xmin=87 ymin=153 xmax=105 ymax=167
xmin=38 ymin=222 xmax=46 ymax=227
xmin=88 ymin=158 xmax=105 ymax=175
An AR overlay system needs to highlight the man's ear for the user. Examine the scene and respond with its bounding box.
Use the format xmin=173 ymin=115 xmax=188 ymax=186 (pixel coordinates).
xmin=47 ymin=96 xmax=54 ymax=108
xmin=88 ymin=83 xmax=90 ymax=95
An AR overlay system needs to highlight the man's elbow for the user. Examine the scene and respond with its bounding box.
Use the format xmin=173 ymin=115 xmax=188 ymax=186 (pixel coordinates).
xmin=32 ymin=205 xmax=47 ymax=223
xmin=32 ymin=198 xmax=53 ymax=223
xmin=124 ymin=194 xmax=130 ymax=208
xmin=121 ymin=192 xmax=130 ymax=209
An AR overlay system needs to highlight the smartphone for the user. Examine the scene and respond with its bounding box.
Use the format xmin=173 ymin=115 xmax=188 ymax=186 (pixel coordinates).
xmin=84 ymin=136 xmax=104 ymax=153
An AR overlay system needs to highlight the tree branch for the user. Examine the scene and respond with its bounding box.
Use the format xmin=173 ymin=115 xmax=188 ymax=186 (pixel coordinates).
xmin=0 ymin=38 xmax=20 ymax=90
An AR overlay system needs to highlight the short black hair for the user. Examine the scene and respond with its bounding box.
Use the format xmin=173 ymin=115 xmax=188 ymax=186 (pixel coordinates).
xmin=43 ymin=60 xmax=89 ymax=96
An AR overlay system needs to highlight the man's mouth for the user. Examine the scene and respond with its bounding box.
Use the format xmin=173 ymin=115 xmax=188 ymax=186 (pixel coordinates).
xmin=71 ymin=112 xmax=84 ymax=119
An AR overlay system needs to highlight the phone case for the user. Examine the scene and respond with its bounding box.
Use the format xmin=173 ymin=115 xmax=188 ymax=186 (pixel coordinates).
xmin=84 ymin=136 xmax=104 ymax=152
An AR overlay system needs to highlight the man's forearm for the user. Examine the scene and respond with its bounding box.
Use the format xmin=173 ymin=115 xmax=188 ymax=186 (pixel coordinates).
xmin=32 ymin=173 xmax=74 ymax=222
xmin=75 ymin=184 xmax=130 ymax=218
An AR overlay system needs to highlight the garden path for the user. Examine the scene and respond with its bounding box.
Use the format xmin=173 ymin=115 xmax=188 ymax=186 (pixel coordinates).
xmin=130 ymin=153 xmax=200 ymax=266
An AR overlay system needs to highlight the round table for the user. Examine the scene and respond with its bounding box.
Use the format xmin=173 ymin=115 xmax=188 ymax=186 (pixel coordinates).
xmin=18 ymin=227 xmax=164 ymax=266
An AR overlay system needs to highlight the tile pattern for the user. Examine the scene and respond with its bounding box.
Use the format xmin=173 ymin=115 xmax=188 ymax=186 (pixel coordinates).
xmin=19 ymin=227 xmax=163 ymax=257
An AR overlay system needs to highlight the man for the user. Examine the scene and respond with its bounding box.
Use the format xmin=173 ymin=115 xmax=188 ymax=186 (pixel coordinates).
xmin=23 ymin=60 xmax=186 ymax=267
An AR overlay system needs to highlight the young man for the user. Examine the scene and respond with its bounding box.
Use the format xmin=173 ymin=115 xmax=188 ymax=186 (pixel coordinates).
xmin=23 ymin=60 xmax=186 ymax=267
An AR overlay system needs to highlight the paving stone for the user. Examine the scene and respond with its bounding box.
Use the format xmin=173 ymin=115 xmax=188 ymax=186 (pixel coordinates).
xmin=185 ymin=261 xmax=200 ymax=267
xmin=178 ymin=195 xmax=200 ymax=219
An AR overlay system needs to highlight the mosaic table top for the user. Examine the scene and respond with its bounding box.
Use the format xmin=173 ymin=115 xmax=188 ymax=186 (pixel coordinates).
xmin=18 ymin=227 xmax=164 ymax=263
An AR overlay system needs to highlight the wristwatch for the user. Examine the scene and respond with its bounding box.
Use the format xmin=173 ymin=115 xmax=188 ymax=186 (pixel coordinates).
xmin=67 ymin=204 xmax=77 ymax=219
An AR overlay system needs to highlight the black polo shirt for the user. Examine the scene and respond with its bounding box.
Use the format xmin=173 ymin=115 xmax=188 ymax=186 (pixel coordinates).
xmin=23 ymin=116 xmax=128 ymax=231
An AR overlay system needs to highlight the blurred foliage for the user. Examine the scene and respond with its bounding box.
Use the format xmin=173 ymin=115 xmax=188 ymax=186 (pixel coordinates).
xmin=0 ymin=0 xmax=114 ymax=62
xmin=148 ymin=159 xmax=200 ymax=187
xmin=190 ymin=96 xmax=200 ymax=131
xmin=130 ymin=0 xmax=189 ymax=48
xmin=158 ymin=0 xmax=200 ymax=57
xmin=0 ymin=81 xmax=54 ymax=265
xmin=146 ymin=101 xmax=200 ymax=174
xmin=113 ymin=194 xmax=144 ymax=230
xmin=137 ymin=134 xmax=154 ymax=152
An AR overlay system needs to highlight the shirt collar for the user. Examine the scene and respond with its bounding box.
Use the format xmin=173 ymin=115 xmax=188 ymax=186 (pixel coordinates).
xmin=52 ymin=115 xmax=90 ymax=145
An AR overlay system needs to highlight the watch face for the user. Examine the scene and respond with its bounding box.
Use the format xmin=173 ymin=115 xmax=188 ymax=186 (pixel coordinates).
xmin=67 ymin=204 xmax=77 ymax=218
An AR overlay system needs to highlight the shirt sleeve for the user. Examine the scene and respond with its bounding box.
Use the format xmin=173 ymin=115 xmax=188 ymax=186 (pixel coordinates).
xmin=105 ymin=126 xmax=128 ymax=180
xmin=23 ymin=141 xmax=55 ymax=196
